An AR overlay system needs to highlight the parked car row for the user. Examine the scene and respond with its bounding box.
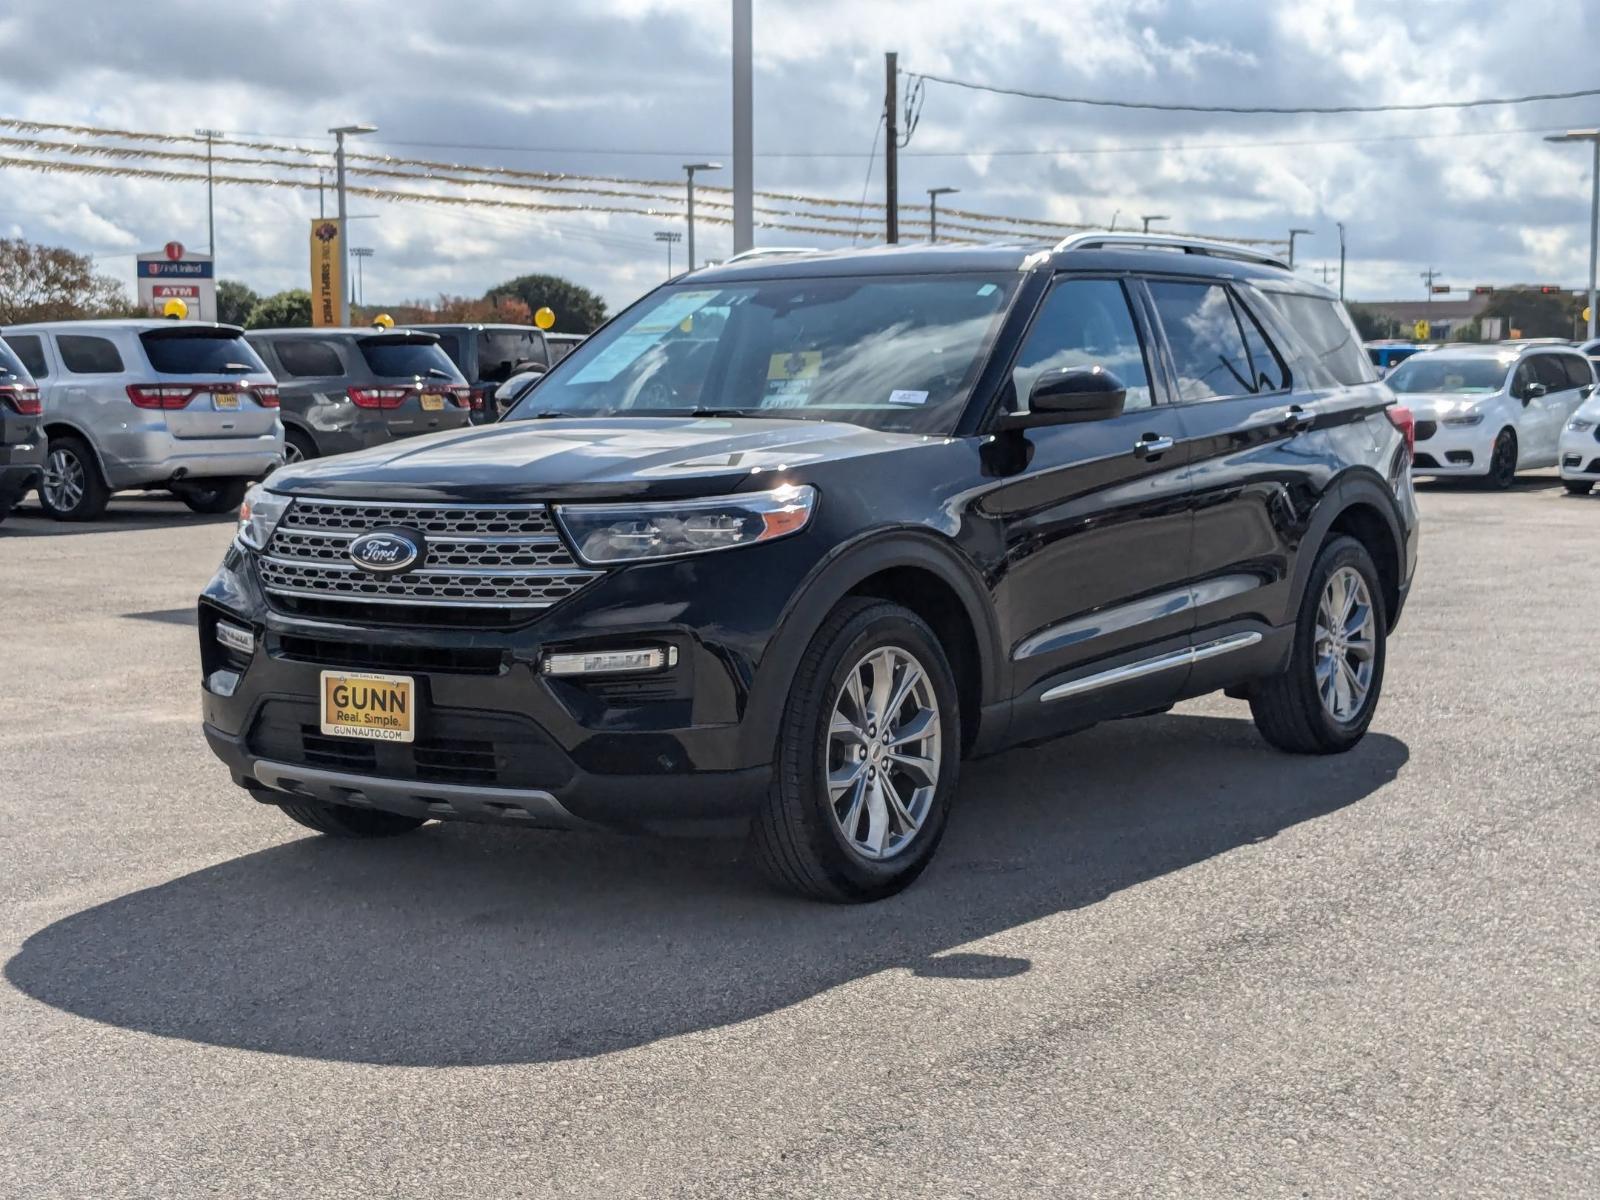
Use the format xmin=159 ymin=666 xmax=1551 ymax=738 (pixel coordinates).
xmin=0 ymin=318 xmax=587 ymax=524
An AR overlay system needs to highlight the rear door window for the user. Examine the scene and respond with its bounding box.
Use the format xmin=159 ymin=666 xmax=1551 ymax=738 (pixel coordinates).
xmin=1233 ymin=294 xmax=1287 ymax=392
xmin=476 ymin=330 xmax=546 ymax=382
xmin=432 ymin=332 xmax=463 ymax=367
xmin=58 ymin=335 xmax=124 ymax=374
xmin=1531 ymin=355 xmax=1571 ymax=392
xmin=359 ymin=337 xmax=461 ymax=379
xmin=270 ymin=338 xmax=346 ymax=377
xmin=1147 ymin=280 xmax=1256 ymax=403
xmin=140 ymin=331 xmax=267 ymax=375
xmin=5 ymin=334 xmax=48 ymax=377
xmin=1561 ymin=354 xmax=1594 ymax=389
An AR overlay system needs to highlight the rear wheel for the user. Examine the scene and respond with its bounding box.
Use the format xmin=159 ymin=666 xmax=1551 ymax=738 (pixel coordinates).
xmin=1564 ymin=480 xmax=1593 ymax=495
xmin=276 ymin=799 xmax=427 ymax=838
xmin=749 ymin=598 xmax=959 ymax=903
xmin=38 ymin=437 xmax=109 ymax=521
xmin=283 ymin=428 xmax=317 ymax=465
xmin=180 ymin=479 xmax=249 ymax=514
xmin=1486 ymin=428 xmax=1517 ymax=489
xmin=1249 ymin=535 xmax=1387 ymax=755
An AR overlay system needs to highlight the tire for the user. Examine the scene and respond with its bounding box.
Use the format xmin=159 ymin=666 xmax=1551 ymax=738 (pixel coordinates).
xmin=180 ymin=479 xmax=249 ymax=514
xmin=1486 ymin=428 xmax=1517 ymax=490
xmin=1249 ymin=535 xmax=1387 ymax=755
xmin=38 ymin=436 xmax=110 ymax=521
xmin=283 ymin=428 xmax=317 ymax=465
xmin=1564 ymin=480 xmax=1593 ymax=495
xmin=749 ymin=598 xmax=960 ymax=903
xmin=276 ymin=799 xmax=427 ymax=838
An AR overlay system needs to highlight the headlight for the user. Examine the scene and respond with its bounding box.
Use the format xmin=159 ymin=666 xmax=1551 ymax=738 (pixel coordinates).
xmin=555 ymin=484 xmax=817 ymax=565
xmin=1569 ymin=418 xmax=1595 ymax=433
xmin=235 ymin=484 xmax=292 ymax=550
xmin=1441 ymin=411 xmax=1484 ymax=427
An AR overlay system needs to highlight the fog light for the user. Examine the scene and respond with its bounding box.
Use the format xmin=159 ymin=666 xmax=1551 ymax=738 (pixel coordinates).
xmin=215 ymin=620 xmax=255 ymax=656
xmin=541 ymin=646 xmax=678 ymax=676
xmin=205 ymin=669 xmax=241 ymax=698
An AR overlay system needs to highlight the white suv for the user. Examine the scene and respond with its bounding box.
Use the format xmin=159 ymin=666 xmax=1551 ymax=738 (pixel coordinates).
xmin=1385 ymin=343 xmax=1596 ymax=489
xmin=3 ymin=320 xmax=284 ymax=520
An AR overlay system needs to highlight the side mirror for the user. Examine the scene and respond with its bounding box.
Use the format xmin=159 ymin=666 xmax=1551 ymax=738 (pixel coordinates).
xmin=1522 ymin=381 xmax=1547 ymax=403
xmin=1001 ymin=366 xmax=1126 ymax=429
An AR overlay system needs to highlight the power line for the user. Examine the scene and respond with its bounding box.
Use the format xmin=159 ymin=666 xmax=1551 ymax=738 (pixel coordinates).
xmin=909 ymin=72 xmax=1600 ymax=115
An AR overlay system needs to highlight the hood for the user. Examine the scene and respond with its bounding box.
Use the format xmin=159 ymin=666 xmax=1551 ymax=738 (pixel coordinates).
xmin=267 ymin=416 xmax=939 ymax=501
xmin=1400 ymin=392 xmax=1494 ymax=420
xmin=1569 ymin=392 xmax=1600 ymax=426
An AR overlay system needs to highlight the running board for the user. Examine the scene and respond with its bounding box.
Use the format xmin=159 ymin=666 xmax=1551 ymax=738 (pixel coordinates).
xmin=1039 ymin=632 xmax=1263 ymax=703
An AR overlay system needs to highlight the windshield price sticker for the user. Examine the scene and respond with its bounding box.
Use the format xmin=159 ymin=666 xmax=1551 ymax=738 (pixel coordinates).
xmin=764 ymin=350 xmax=821 ymax=407
xmin=888 ymin=389 xmax=928 ymax=406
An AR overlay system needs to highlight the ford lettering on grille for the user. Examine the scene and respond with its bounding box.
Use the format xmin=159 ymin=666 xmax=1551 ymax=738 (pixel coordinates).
xmin=348 ymin=530 xmax=424 ymax=574
xmin=255 ymin=498 xmax=601 ymax=611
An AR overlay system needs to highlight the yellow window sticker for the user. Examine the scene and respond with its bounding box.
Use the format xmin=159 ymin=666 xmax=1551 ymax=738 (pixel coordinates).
xmin=764 ymin=351 xmax=821 ymax=407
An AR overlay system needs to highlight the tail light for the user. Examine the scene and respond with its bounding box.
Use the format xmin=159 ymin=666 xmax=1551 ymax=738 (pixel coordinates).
xmin=1386 ymin=405 xmax=1415 ymax=460
xmin=347 ymin=386 xmax=411 ymax=410
xmin=467 ymin=386 xmax=489 ymax=412
xmin=0 ymin=383 xmax=41 ymax=415
xmin=253 ymin=385 xmax=280 ymax=408
xmin=448 ymin=385 xmax=470 ymax=408
xmin=127 ymin=384 xmax=198 ymax=410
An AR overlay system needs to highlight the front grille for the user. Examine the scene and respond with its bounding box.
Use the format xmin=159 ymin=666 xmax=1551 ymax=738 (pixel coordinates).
xmin=257 ymin=498 xmax=600 ymax=615
xmin=274 ymin=633 xmax=505 ymax=675
xmin=247 ymin=700 xmax=574 ymax=791
xmin=1413 ymin=420 xmax=1437 ymax=441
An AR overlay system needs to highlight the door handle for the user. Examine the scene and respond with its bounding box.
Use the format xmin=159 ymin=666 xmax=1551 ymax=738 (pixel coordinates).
xmin=1134 ymin=433 xmax=1175 ymax=459
xmin=1282 ymin=404 xmax=1316 ymax=432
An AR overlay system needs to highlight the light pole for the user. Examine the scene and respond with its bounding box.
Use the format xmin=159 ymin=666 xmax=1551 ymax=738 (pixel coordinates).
xmin=683 ymin=162 xmax=722 ymax=270
xmin=927 ymin=186 xmax=959 ymax=242
xmin=1336 ymin=221 xmax=1347 ymax=301
xmin=350 ymin=247 xmax=374 ymax=308
xmin=195 ymin=128 xmax=222 ymax=261
xmin=654 ymin=230 xmax=683 ymax=278
xmin=1141 ymin=214 xmax=1168 ymax=233
xmin=731 ymin=0 xmax=753 ymax=253
xmin=1545 ymin=129 xmax=1600 ymax=339
xmin=329 ymin=124 xmax=377 ymax=326
xmin=1108 ymin=209 xmax=1121 ymax=232
xmin=1288 ymin=227 xmax=1313 ymax=270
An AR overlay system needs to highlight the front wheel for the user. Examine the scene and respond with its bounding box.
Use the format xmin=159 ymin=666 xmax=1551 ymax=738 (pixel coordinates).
xmin=1563 ymin=480 xmax=1593 ymax=495
xmin=1249 ymin=535 xmax=1387 ymax=755
xmin=749 ymin=598 xmax=960 ymax=902
xmin=180 ymin=479 xmax=249 ymax=514
xmin=1486 ymin=428 xmax=1517 ymax=490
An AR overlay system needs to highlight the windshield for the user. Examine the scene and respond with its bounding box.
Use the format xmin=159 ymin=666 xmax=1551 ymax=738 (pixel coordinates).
xmin=1385 ymin=356 xmax=1509 ymax=394
xmin=140 ymin=330 xmax=267 ymax=375
xmin=504 ymin=273 xmax=1020 ymax=433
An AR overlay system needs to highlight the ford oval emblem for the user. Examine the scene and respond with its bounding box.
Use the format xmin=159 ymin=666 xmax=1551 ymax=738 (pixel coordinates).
xmin=348 ymin=529 xmax=425 ymax=575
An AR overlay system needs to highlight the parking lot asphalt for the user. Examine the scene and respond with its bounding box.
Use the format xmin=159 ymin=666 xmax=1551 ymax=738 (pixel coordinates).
xmin=1 ymin=478 xmax=1595 ymax=1199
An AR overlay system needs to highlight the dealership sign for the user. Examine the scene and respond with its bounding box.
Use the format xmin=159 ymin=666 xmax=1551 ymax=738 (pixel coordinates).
xmin=136 ymin=244 xmax=215 ymax=320
xmin=309 ymin=218 xmax=344 ymax=327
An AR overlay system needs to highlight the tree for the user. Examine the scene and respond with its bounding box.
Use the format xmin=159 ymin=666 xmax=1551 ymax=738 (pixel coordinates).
xmin=1346 ymin=302 xmax=1400 ymax=342
xmin=486 ymin=274 xmax=607 ymax=332
xmin=216 ymin=279 xmax=260 ymax=326
xmin=244 ymin=289 xmax=313 ymax=329
xmin=0 ymin=237 xmax=132 ymax=323
xmin=1478 ymin=289 xmax=1583 ymax=339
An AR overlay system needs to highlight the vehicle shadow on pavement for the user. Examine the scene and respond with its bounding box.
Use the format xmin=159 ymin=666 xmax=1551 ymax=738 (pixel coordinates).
xmin=5 ymin=713 xmax=1407 ymax=1067
xmin=0 ymin=498 xmax=236 ymax=538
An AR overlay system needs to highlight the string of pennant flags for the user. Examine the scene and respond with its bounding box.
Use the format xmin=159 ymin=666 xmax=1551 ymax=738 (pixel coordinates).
xmin=0 ymin=116 xmax=1289 ymax=248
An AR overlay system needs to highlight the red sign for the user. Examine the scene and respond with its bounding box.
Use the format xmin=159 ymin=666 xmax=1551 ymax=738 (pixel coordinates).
xmin=152 ymin=284 xmax=199 ymax=299
xmin=164 ymin=241 xmax=185 ymax=261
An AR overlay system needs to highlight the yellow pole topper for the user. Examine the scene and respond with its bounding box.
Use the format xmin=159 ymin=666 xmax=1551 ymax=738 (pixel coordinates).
xmin=162 ymin=297 xmax=188 ymax=320
xmin=534 ymin=306 xmax=556 ymax=330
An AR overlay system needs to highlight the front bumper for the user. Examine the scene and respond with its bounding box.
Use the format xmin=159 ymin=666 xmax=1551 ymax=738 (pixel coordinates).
xmin=1409 ymin=421 xmax=1490 ymax=476
xmin=1558 ymin=429 xmax=1600 ymax=480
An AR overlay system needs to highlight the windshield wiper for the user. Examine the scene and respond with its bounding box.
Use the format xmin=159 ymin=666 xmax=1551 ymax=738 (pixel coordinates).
xmin=425 ymin=367 xmax=454 ymax=379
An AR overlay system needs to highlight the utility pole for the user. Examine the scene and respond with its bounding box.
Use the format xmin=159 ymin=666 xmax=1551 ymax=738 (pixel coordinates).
xmin=885 ymin=52 xmax=899 ymax=244
xmin=1337 ymin=221 xmax=1347 ymax=302
xmin=1421 ymin=267 xmax=1440 ymax=303
xmin=317 ymin=171 xmax=326 ymax=218
xmin=1317 ymin=264 xmax=1336 ymax=284
xmin=195 ymin=128 xmax=221 ymax=260
xmin=927 ymin=186 xmax=958 ymax=242
xmin=329 ymin=124 xmax=377 ymax=326
xmin=1544 ymin=130 xmax=1600 ymax=339
xmin=731 ymin=0 xmax=753 ymax=253
xmin=654 ymin=230 xmax=682 ymax=278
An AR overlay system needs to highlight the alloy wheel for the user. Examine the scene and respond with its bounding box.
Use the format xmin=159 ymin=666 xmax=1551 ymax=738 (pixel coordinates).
xmin=282 ymin=440 xmax=305 ymax=465
xmin=1490 ymin=432 xmax=1516 ymax=487
xmin=825 ymin=645 xmax=943 ymax=861
xmin=1314 ymin=565 xmax=1376 ymax=722
xmin=43 ymin=447 xmax=85 ymax=512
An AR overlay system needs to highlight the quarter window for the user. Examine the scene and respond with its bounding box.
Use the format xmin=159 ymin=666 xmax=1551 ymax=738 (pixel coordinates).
xmin=1011 ymin=278 xmax=1152 ymax=411
xmin=1234 ymin=296 xmax=1287 ymax=392
xmin=1148 ymin=280 xmax=1261 ymax=403
xmin=5 ymin=334 xmax=49 ymax=377
xmin=270 ymin=339 xmax=345 ymax=377
xmin=57 ymin=335 xmax=124 ymax=374
xmin=1261 ymin=292 xmax=1374 ymax=387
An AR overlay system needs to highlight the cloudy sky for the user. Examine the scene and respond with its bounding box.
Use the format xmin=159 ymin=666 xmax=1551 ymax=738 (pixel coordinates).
xmin=1 ymin=0 xmax=1598 ymax=313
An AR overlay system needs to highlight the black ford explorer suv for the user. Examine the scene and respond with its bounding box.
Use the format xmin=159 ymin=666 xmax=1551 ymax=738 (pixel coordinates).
xmin=0 ymin=333 xmax=44 ymax=525
xmin=199 ymin=235 xmax=1418 ymax=902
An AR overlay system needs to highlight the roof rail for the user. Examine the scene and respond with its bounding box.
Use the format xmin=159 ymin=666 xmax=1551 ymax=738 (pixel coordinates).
xmin=722 ymin=246 xmax=821 ymax=263
xmin=1052 ymin=231 xmax=1290 ymax=271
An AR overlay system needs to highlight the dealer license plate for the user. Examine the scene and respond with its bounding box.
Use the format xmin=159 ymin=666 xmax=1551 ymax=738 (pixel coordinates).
xmin=213 ymin=391 xmax=239 ymax=410
xmin=320 ymin=670 xmax=414 ymax=742
xmin=420 ymin=392 xmax=445 ymax=411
